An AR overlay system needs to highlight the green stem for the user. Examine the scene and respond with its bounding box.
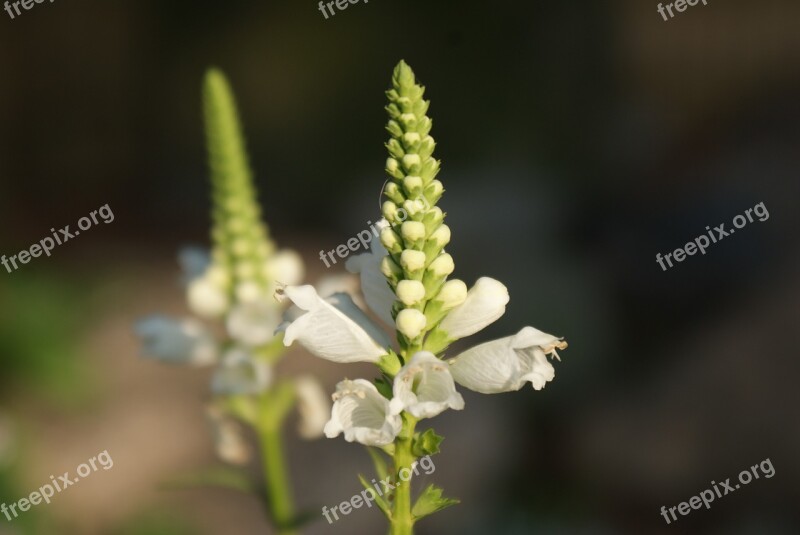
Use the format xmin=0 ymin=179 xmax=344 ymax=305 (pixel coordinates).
xmin=390 ymin=415 xmax=417 ymax=535
xmin=258 ymin=383 xmax=298 ymax=535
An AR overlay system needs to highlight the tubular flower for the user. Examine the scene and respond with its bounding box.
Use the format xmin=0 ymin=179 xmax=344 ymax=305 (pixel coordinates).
xmin=323 ymin=379 xmax=402 ymax=446
xmin=390 ymin=352 xmax=464 ymax=419
xmin=276 ymin=285 xmax=391 ymax=363
xmin=448 ymin=327 xmax=567 ymax=394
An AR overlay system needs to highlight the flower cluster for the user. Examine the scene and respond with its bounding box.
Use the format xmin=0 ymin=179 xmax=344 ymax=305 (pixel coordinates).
xmin=136 ymin=69 xmax=329 ymax=465
xmin=277 ymin=61 xmax=567 ymax=448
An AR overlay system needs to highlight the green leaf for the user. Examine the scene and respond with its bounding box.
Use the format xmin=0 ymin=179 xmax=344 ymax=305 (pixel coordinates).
xmin=411 ymin=484 xmax=460 ymax=520
xmin=374 ymin=375 xmax=394 ymax=399
xmin=161 ymin=465 xmax=253 ymax=494
xmin=377 ymin=350 xmax=403 ymax=376
xmin=411 ymin=428 xmax=444 ymax=457
xmin=358 ymin=474 xmax=392 ymax=519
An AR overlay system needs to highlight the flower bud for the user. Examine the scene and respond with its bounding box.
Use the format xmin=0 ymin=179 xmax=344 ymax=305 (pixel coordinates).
xmin=402 ymin=132 xmax=421 ymax=148
xmin=396 ymin=280 xmax=426 ymax=306
xmin=399 ymin=113 xmax=417 ymax=128
xmin=188 ymin=276 xmax=229 ymax=318
xmin=396 ymin=308 xmax=427 ymax=339
xmin=382 ymin=201 xmax=398 ymax=222
xmin=402 ymin=199 xmax=425 ymax=217
xmin=401 ymin=221 xmax=426 ymax=242
xmin=434 ymin=279 xmax=467 ymax=310
xmin=424 ymin=180 xmax=444 ymax=204
xmin=402 ymin=154 xmax=421 ymax=173
xmin=403 ymin=175 xmax=423 ymax=196
xmin=381 ymin=256 xmax=403 ymax=279
xmin=384 ymin=182 xmax=405 ymax=204
xmin=386 ymin=138 xmax=404 ymax=158
xmin=380 ymin=227 xmax=402 ymax=252
xmin=429 ymin=224 xmax=451 ymax=247
xmin=427 ymin=253 xmax=454 ymax=277
xmin=400 ymin=249 xmax=427 ymax=272
xmin=235 ymin=281 xmax=263 ymax=303
xmin=386 ymin=157 xmax=399 ymax=173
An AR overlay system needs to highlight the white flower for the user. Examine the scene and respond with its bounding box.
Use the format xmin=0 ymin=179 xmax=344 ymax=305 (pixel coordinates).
xmin=294 ymin=376 xmax=330 ymax=439
xmin=437 ymin=277 xmax=509 ymax=340
xmin=187 ymin=273 xmax=230 ymax=318
xmin=396 ymin=308 xmax=427 ymax=339
xmin=136 ymin=315 xmax=217 ymax=365
xmin=390 ymin=352 xmax=464 ymax=419
xmin=276 ymin=285 xmax=391 ymax=363
xmin=447 ymin=327 xmax=566 ymax=394
xmin=345 ymin=222 xmax=396 ymax=326
xmin=265 ymin=249 xmax=305 ymax=287
xmin=324 ymin=379 xmax=401 ymax=446
xmin=226 ymin=299 xmax=281 ymax=347
xmin=206 ymin=405 xmax=252 ymax=465
xmin=211 ymin=348 xmax=272 ymax=395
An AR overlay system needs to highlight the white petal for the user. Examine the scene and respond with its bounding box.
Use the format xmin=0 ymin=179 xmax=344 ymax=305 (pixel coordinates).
xmin=226 ymin=300 xmax=281 ymax=347
xmin=448 ymin=326 xmax=564 ymax=394
xmin=265 ymin=249 xmax=305 ymax=287
xmin=294 ymin=376 xmax=331 ymax=440
xmin=206 ymin=406 xmax=252 ymax=465
xmin=345 ymin=222 xmax=396 ymax=327
xmin=438 ymin=277 xmax=509 ymax=340
xmin=277 ymin=285 xmax=390 ymax=363
xmin=324 ymin=379 xmax=401 ymax=446
xmin=211 ymin=348 xmax=272 ymax=395
xmin=391 ymin=352 xmax=465 ymax=419
xmin=136 ymin=315 xmax=217 ymax=366
xmin=187 ymin=274 xmax=230 ymax=318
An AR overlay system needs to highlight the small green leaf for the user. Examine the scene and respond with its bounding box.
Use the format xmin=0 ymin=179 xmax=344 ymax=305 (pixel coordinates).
xmin=412 ymin=484 xmax=459 ymax=520
xmin=411 ymin=428 xmax=444 ymax=457
xmin=374 ymin=375 xmax=394 ymax=399
xmin=377 ymin=351 xmax=402 ymax=376
xmin=358 ymin=474 xmax=392 ymax=519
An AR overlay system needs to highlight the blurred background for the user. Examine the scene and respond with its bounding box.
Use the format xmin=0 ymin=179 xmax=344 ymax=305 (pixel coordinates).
xmin=1 ymin=0 xmax=799 ymax=533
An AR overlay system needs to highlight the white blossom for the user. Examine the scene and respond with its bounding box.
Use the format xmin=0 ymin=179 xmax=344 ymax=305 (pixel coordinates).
xmin=390 ymin=352 xmax=464 ymax=419
xmin=324 ymin=379 xmax=401 ymax=446
xmin=437 ymin=277 xmax=509 ymax=340
xmin=276 ymin=285 xmax=391 ymax=363
xmin=448 ymin=326 xmax=566 ymax=394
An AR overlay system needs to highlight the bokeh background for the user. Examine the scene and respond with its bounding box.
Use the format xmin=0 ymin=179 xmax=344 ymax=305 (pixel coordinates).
xmin=1 ymin=0 xmax=799 ymax=533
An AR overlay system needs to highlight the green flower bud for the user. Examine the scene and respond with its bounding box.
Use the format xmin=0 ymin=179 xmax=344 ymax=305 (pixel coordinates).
xmin=434 ymin=279 xmax=467 ymax=310
xmin=401 ymin=221 xmax=426 ymax=243
xmin=396 ymin=280 xmax=426 ymax=306
xmin=429 ymin=224 xmax=451 ymax=247
xmin=380 ymin=227 xmax=403 ymax=253
xmin=396 ymin=308 xmax=427 ymax=339
xmin=381 ymin=255 xmax=403 ymax=281
xmin=400 ymin=249 xmax=427 ymax=272
xmin=403 ymin=175 xmax=424 ymax=197
xmin=427 ymin=253 xmax=454 ymax=277
xmin=382 ymin=201 xmax=399 ymax=222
